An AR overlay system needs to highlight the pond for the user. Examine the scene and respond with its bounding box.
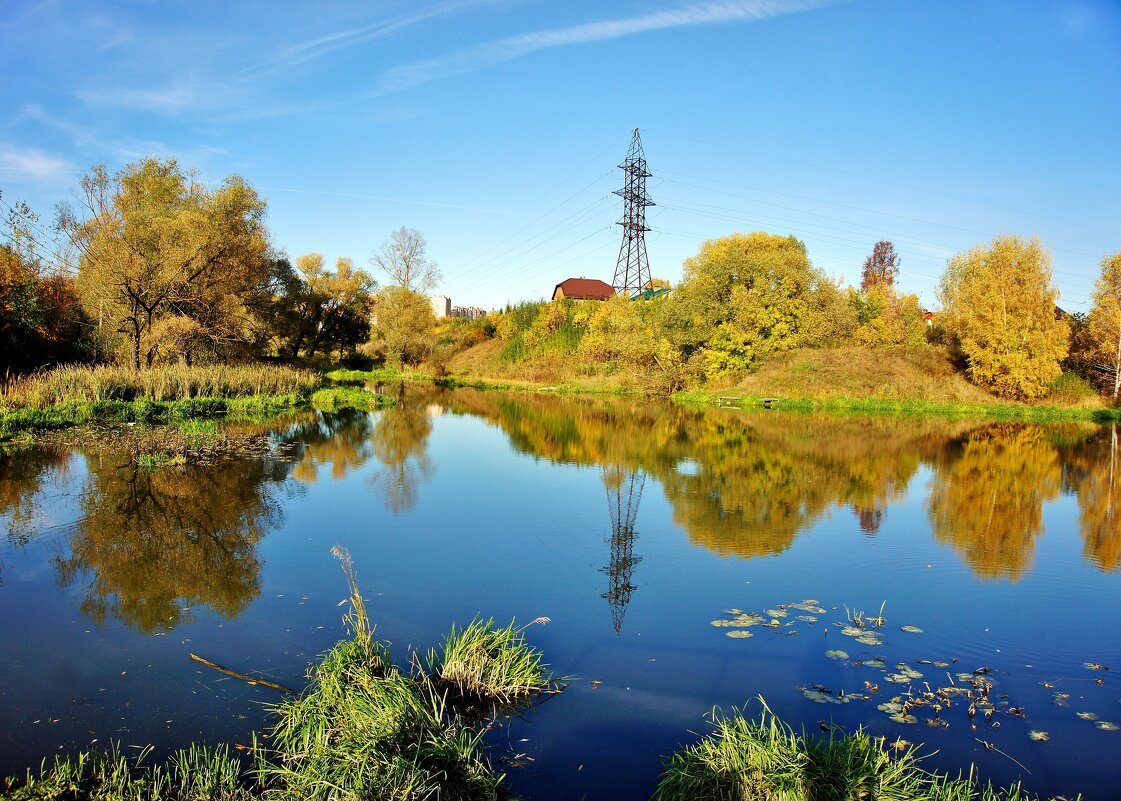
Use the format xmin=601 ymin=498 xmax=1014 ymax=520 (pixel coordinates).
xmin=1 ymin=385 xmax=1119 ymax=800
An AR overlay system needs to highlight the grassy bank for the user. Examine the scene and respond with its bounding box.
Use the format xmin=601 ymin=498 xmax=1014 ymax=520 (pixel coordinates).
xmin=1 ymin=364 xmax=321 ymax=408
xmin=0 ymin=365 xmax=401 ymax=441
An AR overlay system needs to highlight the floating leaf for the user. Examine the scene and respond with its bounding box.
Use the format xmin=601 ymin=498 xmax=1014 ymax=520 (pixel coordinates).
xmin=825 ymin=650 xmax=849 ymax=661
xmin=796 ymin=615 xmax=818 ymax=623
xmin=726 ymin=630 xmax=754 ymax=639
xmin=861 ymin=658 xmax=887 ymax=669
xmin=766 ymin=609 xmax=788 ymax=618
xmin=886 ymin=674 xmax=912 ymax=684
xmin=900 ymin=625 xmax=923 ymax=634
xmin=889 ymin=714 xmax=918 ymax=724
xmin=890 ymin=738 xmax=912 ymax=751
xmin=1028 ymin=730 xmax=1049 ymax=742
xmin=1083 ymin=663 xmax=1109 ymax=671
xmin=856 ymin=634 xmax=883 ymax=646
xmin=1096 ymin=721 xmax=1120 ymax=731
xmin=1077 ymin=712 xmax=1100 ymax=721
xmin=878 ymin=701 xmax=904 ymax=714
xmin=840 ymin=626 xmax=864 ymax=637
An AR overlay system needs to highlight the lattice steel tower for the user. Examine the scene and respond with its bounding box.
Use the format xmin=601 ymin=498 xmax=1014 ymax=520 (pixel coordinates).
xmin=612 ymin=128 xmax=654 ymax=297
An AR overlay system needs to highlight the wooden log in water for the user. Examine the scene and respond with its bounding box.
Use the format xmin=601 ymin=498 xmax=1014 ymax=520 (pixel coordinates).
xmin=189 ymin=652 xmax=297 ymax=694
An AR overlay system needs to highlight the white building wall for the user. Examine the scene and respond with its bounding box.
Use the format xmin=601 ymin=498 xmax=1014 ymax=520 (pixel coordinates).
xmin=430 ymin=295 xmax=450 ymax=319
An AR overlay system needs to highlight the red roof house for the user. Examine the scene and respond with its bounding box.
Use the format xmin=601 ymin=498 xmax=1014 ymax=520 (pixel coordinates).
xmin=552 ymin=278 xmax=615 ymax=301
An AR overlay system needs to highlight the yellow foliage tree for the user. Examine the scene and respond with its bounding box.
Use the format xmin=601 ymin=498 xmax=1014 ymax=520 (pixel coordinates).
xmin=938 ymin=235 xmax=1068 ymax=399
xmin=853 ymin=284 xmax=929 ymax=349
xmin=1087 ymin=250 xmax=1121 ymax=401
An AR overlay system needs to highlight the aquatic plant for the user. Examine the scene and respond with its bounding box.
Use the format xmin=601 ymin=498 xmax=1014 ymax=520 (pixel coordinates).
xmin=654 ymin=700 xmax=1078 ymax=801
xmin=3 ymin=742 xmax=253 ymax=801
xmin=429 ymin=617 xmax=556 ymax=705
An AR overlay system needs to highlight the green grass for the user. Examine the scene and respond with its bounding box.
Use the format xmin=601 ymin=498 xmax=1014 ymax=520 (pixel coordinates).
xmin=1 ymin=364 xmax=321 ymax=408
xmin=0 ymin=394 xmax=312 ymax=441
xmin=653 ymin=700 xmax=1076 ymax=801
xmin=2 ymin=742 xmax=253 ymax=801
xmin=428 ymin=617 xmax=557 ymax=705
xmin=673 ymin=390 xmax=1121 ymax=424
xmin=308 ymin=386 xmax=398 ymax=412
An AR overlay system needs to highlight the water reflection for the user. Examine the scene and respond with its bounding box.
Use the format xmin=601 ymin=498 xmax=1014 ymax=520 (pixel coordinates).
xmin=601 ymin=466 xmax=645 ymax=633
xmin=927 ymin=425 xmax=1066 ymax=581
xmin=435 ymin=390 xmax=1118 ymax=582
xmin=3 ymin=391 xmax=1121 ymax=640
xmin=54 ymin=453 xmax=286 ymax=633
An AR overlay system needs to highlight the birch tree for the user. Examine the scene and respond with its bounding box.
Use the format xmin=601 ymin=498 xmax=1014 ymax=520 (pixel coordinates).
xmin=938 ymin=235 xmax=1068 ymax=399
xmin=1087 ymin=250 xmax=1121 ymax=401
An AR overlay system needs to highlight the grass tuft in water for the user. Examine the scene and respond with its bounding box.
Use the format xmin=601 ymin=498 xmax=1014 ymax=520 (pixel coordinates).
xmin=429 ymin=617 xmax=556 ymax=705
xmin=3 ymin=742 xmax=253 ymax=800
xmin=654 ymin=699 xmax=1078 ymax=801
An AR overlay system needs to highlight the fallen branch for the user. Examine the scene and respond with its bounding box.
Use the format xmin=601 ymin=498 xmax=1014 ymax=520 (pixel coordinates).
xmin=189 ymin=652 xmax=297 ymax=694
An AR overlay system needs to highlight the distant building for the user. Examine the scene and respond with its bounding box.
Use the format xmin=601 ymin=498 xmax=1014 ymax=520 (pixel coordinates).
xmin=430 ymin=295 xmax=451 ymax=319
xmin=552 ymin=277 xmax=614 ymax=301
xmin=450 ymin=305 xmax=487 ymax=321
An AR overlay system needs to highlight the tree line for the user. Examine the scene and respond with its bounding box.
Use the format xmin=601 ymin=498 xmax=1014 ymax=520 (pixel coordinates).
xmin=4 ymin=155 xmax=1120 ymax=404
xmin=1 ymin=158 xmax=441 ymax=374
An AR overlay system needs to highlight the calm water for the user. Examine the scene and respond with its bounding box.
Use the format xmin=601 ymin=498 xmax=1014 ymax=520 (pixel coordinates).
xmin=1 ymin=386 xmax=1119 ymax=800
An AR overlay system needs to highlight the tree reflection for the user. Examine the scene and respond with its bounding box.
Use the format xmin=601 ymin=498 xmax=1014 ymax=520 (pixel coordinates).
xmin=282 ymin=409 xmax=377 ymax=484
xmin=368 ymin=391 xmax=434 ymax=514
xmin=927 ymin=425 xmax=1064 ymax=581
xmin=53 ymin=453 xmax=284 ymax=633
xmin=1064 ymin=424 xmax=1121 ymax=572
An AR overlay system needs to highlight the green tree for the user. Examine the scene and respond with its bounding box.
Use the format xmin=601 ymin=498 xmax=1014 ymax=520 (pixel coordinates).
xmin=274 ymin=253 xmax=376 ymax=360
xmin=1087 ymin=250 xmax=1121 ymax=401
xmin=59 ymin=158 xmax=270 ymax=369
xmin=664 ymin=231 xmax=847 ymax=377
xmin=937 ymin=235 xmax=1068 ymax=399
xmin=369 ymin=286 xmax=436 ymax=366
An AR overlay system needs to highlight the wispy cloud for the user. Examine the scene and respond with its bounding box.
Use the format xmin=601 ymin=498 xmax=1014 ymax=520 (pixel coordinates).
xmin=238 ymin=0 xmax=504 ymax=79
xmin=75 ymin=83 xmax=231 ymax=115
xmin=373 ymin=0 xmax=833 ymax=95
xmin=0 ymin=145 xmax=76 ymax=180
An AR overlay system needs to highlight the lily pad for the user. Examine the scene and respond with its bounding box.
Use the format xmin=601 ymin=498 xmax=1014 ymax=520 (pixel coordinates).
xmin=1096 ymin=721 xmax=1120 ymax=731
xmin=1077 ymin=712 xmax=1100 ymax=721
xmin=726 ymin=630 xmax=754 ymax=639
xmin=840 ymin=626 xmax=864 ymax=637
xmin=796 ymin=615 xmax=819 ymax=623
xmin=885 ymin=674 xmax=913 ymax=684
xmin=900 ymin=625 xmax=923 ymax=634
xmin=1028 ymin=730 xmax=1049 ymax=742
xmin=766 ymin=608 xmax=789 ymax=618
xmin=825 ymin=650 xmax=849 ymax=661
xmin=889 ymin=713 xmax=918 ymax=724
xmin=856 ymin=634 xmax=883 ymax=646
xmin=878 ymin=701 xmax=904 ymax=714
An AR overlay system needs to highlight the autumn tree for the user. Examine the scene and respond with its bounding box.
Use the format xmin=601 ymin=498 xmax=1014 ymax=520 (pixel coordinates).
xmin=58 ymin=159 xmax=270 ymax=369
xmin=273 ymin=253 xmax=376 ymax=359
xmin=1 ymin=197 xmax=90 ymax=371
xmin=861 ymin=240 xmax=900 ymax=289
xmin=371 ymin=226 xmax=442 ymax=294
xmin=937 ymin=235 xmax=1069 ymax=399
xmin=663 ymin=231 xmax=851 ymax=377
xmin=1086 ymin=250 xmax=1121 ymax=401
xmin=368 ymin=286 xmax=436 ymax=366
xmin=851 ymin=284 xmax=929 ymax=349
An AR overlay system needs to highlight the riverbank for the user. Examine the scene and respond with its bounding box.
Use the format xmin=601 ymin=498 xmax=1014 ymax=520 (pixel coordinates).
xmin=437 ymin=342 xmax=1121 ymax=423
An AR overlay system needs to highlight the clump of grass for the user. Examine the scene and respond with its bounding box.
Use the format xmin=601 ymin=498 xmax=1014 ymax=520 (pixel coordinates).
xmin=653 ymin=701 xmax=810 ymax=801
xmin=3 ymin=742 xmax=253 ymax=801
xmin=259 ymin=548 xmax=502 ymax=801
xmin=309 ymin=386 xmax=396 ymax=412
xmin=135 ymin=452 xmax=187 ymax=470
xmin=429 ymin=617 xmax=556 ymax=705
xmin=1 ymin=364 xmax=321 ymax=409
xmin=654 ymin=700 xmax=1074 ymax=801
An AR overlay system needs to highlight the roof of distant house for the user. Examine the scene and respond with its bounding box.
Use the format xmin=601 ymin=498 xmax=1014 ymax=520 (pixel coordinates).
xmin=553 ymin=277 xmax=615 ymax=300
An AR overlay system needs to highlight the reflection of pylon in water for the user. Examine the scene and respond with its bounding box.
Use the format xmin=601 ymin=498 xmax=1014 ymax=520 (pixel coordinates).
xmin=601 ymin=465 xmax=646 ymax=634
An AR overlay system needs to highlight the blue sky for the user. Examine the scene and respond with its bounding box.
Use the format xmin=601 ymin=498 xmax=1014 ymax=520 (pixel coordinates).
xmin=2 ymin=0 xmax=1119 ymax=311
